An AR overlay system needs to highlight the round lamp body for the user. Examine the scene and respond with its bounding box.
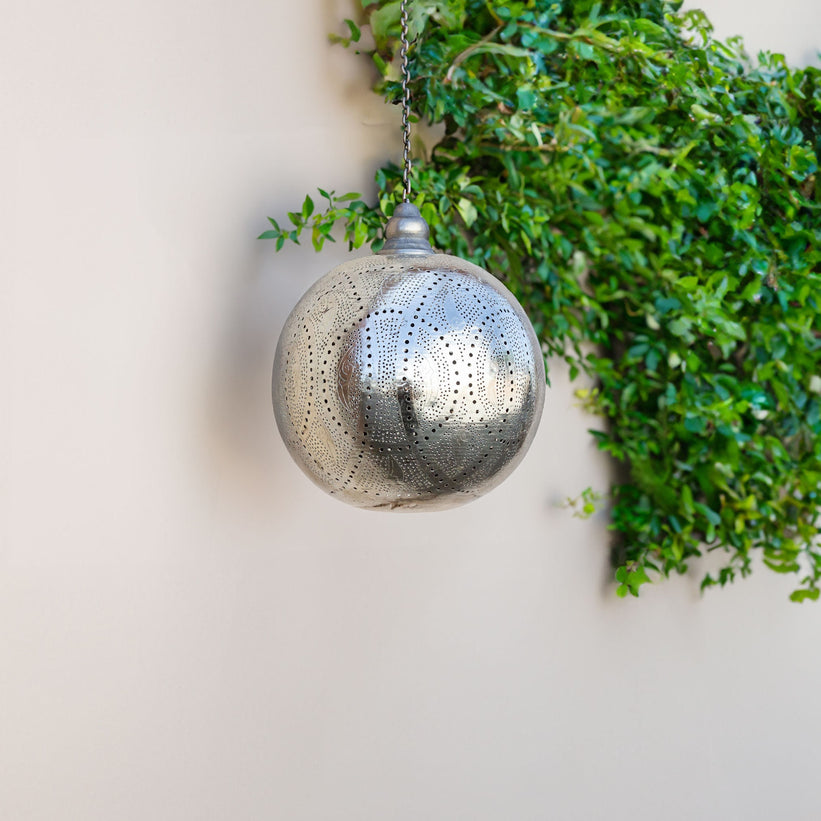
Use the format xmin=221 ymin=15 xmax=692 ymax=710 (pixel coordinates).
xmin=273 ymin=247 xmax=545 ymax=511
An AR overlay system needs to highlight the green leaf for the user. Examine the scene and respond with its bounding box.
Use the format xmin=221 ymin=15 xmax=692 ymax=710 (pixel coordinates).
xmin=628 ymin=566 xmax=651 ymax=591
xmin=790 ymin=589 xmax=820 ymax=603
xmin=693 ymin=503 xmax=722 ymax=527
xmin=353 ymin=219 xmax=368 ymax=248
xmin=370 ymin=1 xmax=401 ymax=48
xmin=516 ymin=86 xmax=536 ymax=111
xmin=456 ymin=197 xmax=478 ymax=228
xmin=344 ymin=18 xmax=361 ymax=42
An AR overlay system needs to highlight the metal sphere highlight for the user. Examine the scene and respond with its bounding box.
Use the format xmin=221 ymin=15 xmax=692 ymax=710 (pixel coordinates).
xmin=273 ymin=249 xmax=545 ymax=511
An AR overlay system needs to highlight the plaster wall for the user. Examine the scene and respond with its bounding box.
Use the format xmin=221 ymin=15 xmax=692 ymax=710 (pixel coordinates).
xmin=2 ymin=1 xmax=820 ymax=819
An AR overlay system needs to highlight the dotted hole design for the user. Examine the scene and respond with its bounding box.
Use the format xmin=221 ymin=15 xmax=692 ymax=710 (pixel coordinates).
xmin=274 ymin=256 xmax=543 ymax=509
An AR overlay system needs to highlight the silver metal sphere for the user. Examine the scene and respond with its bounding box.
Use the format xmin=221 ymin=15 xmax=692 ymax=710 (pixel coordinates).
xmin=273 ymin=206 xmax=545 ymax=511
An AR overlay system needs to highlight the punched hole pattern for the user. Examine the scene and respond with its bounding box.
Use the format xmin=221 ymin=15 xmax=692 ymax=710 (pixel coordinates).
xmin=273 ymin=256 xmax=543 ymax=509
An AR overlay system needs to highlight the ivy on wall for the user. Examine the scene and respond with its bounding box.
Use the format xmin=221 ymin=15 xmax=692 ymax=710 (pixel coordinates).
xmin=263 ymin=1 xmax=821 ymax=600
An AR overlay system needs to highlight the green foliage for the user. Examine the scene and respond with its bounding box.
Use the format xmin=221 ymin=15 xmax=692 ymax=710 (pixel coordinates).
xmin=563 ymin=486 xmax=603 ymax=520
xmin=258 ymin=189 xmax=374 ymax=252
xmin=263 ymin=0 xmax=821 ymax=600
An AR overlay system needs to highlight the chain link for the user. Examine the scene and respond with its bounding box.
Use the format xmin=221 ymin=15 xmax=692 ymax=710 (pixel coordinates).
xmin=399 ymin=0 xmax=412 ymax=202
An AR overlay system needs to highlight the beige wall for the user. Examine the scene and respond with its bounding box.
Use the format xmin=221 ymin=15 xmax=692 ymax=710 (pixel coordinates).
xmin=684 ymin=0 xmax=821 ymax=66
xmin=2 ymin=1 xmax=820 ymax=819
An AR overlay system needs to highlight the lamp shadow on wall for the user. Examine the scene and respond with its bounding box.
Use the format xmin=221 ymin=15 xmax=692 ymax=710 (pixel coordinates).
xmin=202 ymin=231 xmax=314 ymax=510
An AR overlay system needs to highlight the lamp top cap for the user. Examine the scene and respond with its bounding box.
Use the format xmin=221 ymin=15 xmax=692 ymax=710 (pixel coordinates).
xmin=378 ymin=202 xmax=434 ymax=256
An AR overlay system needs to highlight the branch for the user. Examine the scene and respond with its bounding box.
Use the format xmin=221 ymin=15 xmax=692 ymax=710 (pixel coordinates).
xmin=445 ymin=26 xmax=502 ymax=82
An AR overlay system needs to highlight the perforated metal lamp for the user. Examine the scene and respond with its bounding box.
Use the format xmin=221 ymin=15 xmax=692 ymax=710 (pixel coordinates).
xmin=272 ymin=1 xmax=545 ymax=511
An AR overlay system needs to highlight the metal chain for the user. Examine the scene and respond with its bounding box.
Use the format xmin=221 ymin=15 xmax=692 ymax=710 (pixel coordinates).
xmin=399 ymin=0 xmax=412 ymax=202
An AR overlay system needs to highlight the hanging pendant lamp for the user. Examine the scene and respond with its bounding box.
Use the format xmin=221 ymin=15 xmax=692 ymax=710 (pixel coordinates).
xmin=272 ymin=0 xmax=545 ymax=510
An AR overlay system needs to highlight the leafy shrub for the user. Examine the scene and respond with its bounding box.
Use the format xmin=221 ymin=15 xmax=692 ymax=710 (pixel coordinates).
xmin=263 ymin=0 xmax=821 ymax=600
